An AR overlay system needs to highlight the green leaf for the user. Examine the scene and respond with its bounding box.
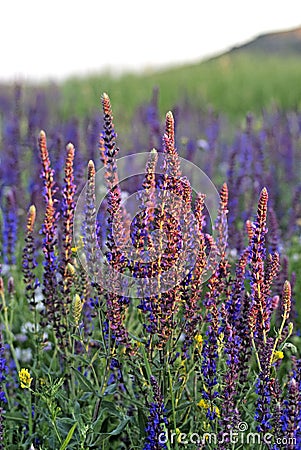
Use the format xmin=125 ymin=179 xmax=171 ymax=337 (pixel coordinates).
xmin=57 ymin=417 xmax=77 ymax=434
xmin=90 ymin=410 xmax=106 ymax=434
xmin=90 ymin=417 xmax=130 ymax=445
xmin=5 ymin=414 xmax=27 ymax=422
xmin=90 ymin=348 xmax=101 ymax=364
xmin=137 ymin=408 xmax=147 ymax=436
xmin=109 ymin=417 xmax=130 ymax=436
xmin=104 ymin=383 xmax=117 ymax=396
xmin=101 ymin=400 xmax=123 ymax=418
xmin=172 ymin=380 xmax=185 ymax=392
xmin=140 ymin=345 xmax=152 ymax=381
xmin=71 ymin=367 xmax=100 ymax=396
xmin=59 ymin=422 xmax=78 ymax=450
xmin=176 ymin=401 xmax=194 ymax=411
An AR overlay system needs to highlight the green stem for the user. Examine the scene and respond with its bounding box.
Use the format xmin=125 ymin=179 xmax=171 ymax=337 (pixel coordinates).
xmin=33 ymin=301 xmax=41 ymax=372
xmin=141 ymin=344 xmax=152 ymax=381
xmin=251 ymin=335 xmax=262 ymax=372
xmin=48 ymin=342 xmax=58 ymax=373
xmin=52 ymin=417 xmax=62 ymax=445
xmin=92 ymin=333 xmax=115 ymax=422
xmin=28 ymin=390 xmax=33 ymax=436
xmin=1 ymin=292 xmax=20 ymax=372
xmin=168 ymin=366 xmax=179 ymax=450
xmin=269 ymin=313 xmax=287 ymax=366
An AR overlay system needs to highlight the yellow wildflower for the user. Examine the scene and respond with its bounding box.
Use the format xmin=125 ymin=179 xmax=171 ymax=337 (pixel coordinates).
xmin=194 ymin=334 xmax=203 ymax=347
xmin=203 ymin=421 xmax=211 ymax=432
xmin=272 ymin=350 xmax=284 ymax=364
xmin=198 ymin=398 xmax=208 ymax=408
xmin=39 ymin=378 xmax=46 ymax=386
xmin=19 ymin=368 xmax=33 ymax=389
xmin=176 ymin=428 xmax=182 ymax=443
xmin=197 ymin=398 xmax=220 ymax=418
xmin=214 ymin=406 xmax=220 ymax=417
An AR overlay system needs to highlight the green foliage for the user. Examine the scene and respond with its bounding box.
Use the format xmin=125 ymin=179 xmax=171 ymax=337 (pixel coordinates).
xmin=59 ymin=53 xmax=301 ymax=122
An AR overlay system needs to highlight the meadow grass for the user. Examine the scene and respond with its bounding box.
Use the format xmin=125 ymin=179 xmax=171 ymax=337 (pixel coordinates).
xmin=59 ymin=53 xmax=301 ymax=123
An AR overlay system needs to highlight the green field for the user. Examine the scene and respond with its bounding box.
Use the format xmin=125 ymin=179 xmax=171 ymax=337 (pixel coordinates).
xmin=58 ymin=52 xmax=301 ymax=123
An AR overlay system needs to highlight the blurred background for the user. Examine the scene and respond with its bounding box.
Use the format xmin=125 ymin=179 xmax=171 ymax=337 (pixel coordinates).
xmin=1 ymin=0 xmax=301 ymax=120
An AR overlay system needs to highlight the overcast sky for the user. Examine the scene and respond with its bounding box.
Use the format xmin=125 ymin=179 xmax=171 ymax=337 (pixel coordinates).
xmin=1 ymin=0 xmax=301 ymax=81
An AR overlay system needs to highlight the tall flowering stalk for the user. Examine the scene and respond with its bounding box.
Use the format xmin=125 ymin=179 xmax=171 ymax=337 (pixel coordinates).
xmin=101 ymin=93 xmax=129 ymax=345
xmin=143 ymin=376 xmax=168 ymax=450
xmin=254 ymin=337 xmax=274 ymax=433
xmin=215 ymin=183 xmax=230 ymax=281
xmin=183 ymin=193 xmax=207 ymax=341
xmin=60 ymin=143 xmax=76 ymax=309
xmin=2 ymin=189 xmax=18 ymax=266
xmin=135 ymin=149 xmax=169 ymax=339
xmin=200 ymin=184 xmax=230 ymax=421
xmin=163 ymin=111 xmax=181 ymax=184
xmin=101 ymin=92 xmax=128 ymax=253
xmin=290 ymin=358 xmax=301 ymax=448
xmin=272 ymin=401 xmax=284 ymax=450
xmin=141 ymin=148 xmax=158 ymax=226
xmin=200 ymin=301 xmax=220 ymax=420
xmin=220 ymin=251 xmax=251 ymax=429
xmin=22 ymin=205 xmax=39 ymax=308
xmin=201 ymin=263 xmax=221 ymax=419
xmin=38 ymin=130 xmax=63 ymax=342
xmin=154 ymin=175 xmax=186 ymax=343
xmin=226 ymin=247 xmax=248 ymax=327
xmin=143 ymin=113 xmax=183 ymax=346
xmin=84 ymin=160 xmax=101 ymax=283
xmin=231 ymin=249 xmax=253 ymax=388
xmin=281 ymin=377 xmax=300 ymax=449
xmin=177 ymin=176 xmax=199 ymax=300
xmin=219 ymin=306 xmax=241 ymax=436
xmin=248 ymin=187 xmax=270 ymax=346
xmin=157 ymin=114 xmax=182 ymax=329
xmin=135 ymin=113 xmax=191 ymax=347
xmin=0 ymin=330 xmax=7 ymax=450
xmin=134 ymin=148 xmax=158 ymax=301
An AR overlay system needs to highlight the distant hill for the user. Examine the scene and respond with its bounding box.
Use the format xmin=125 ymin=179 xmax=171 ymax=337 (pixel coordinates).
xmin=228 ymin=26 xmax=301 ymax=56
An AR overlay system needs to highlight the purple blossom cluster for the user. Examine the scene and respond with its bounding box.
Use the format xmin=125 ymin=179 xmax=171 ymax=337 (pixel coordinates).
xmin=0 ymin=330 xmax=7 ymax=449
xmin=144 ymin=376 xmax=168 ymax=450
xmin=0 ymin=86 xmax=300 ymax=447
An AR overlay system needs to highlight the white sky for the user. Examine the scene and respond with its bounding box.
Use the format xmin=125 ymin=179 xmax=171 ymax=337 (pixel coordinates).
xmin=1 ymin=0 xmax=301 ymax=81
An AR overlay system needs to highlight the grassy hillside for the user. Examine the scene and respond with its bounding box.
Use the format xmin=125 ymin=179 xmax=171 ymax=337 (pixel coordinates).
xmin=59 ymin=52 xmax=301 ymax=123
xmin=229 ymin=26 xmax=301 ymax=55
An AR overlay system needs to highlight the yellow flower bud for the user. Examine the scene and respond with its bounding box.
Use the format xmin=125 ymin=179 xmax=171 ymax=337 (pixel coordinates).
xmin=19 ymin=368 xmax=33 ymax=389
xmin=272 ymin=350 xmax=284 ymax=364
